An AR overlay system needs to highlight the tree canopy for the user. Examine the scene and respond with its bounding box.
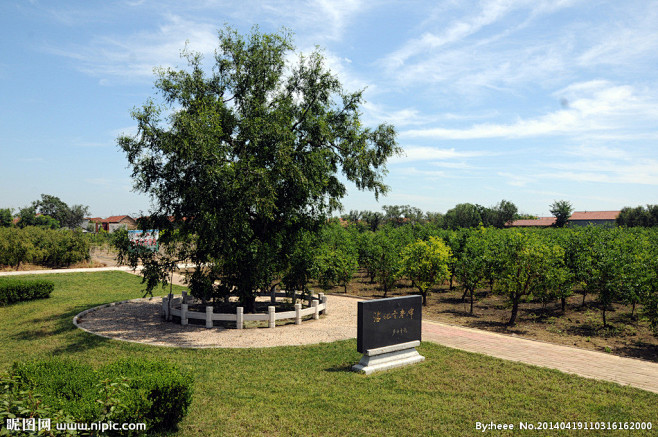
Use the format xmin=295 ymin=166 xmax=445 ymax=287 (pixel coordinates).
xmin=549 ymin=200 xmax=573 ymax=228
xmin=116 ymin=26 xmax=400 ymax=310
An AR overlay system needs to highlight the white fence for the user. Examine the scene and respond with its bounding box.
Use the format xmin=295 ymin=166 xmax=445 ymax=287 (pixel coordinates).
xmin=162 ymin=291 xmax=327 ymax=329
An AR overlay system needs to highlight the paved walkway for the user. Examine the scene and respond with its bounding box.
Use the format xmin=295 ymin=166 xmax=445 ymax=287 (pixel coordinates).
xmin=422 ymin=320 xmax=658 ymax=394
xmin=4 ymin=267 xmax=658 ymax=394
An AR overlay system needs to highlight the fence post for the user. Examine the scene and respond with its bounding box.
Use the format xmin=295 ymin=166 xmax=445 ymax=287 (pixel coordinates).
xmin=312 ymin=300 xmax=319 ymax=320
xmin=236 ymin=307 xmax=244 ymax=330
xmin=318 ymin=293 xmax=325 ymax=315
xmin=295 ymin=303 xmax=302 ymax=325
xmin=268 ymin=306 xmax=275 ymax=328
xmin=205 ymin=306 xmax=213 ymax=328
xmin=162 ymin=296 xmax=169 ymax=319
xmin=181 ymin=303 xmax=188 ymax=326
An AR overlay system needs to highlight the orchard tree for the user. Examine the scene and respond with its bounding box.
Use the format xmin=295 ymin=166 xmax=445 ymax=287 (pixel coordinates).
xmin=116 ymin=26 xmax=399 ymax=311
xmin=494 ymin=230 xmax=565 ymax=326
xmin=454 ymin=228 xmax=488 ymax=314
xmin=398 ymin=236 xmax=452 ymax=306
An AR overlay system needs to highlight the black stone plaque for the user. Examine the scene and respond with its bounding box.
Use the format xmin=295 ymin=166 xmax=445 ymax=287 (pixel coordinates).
xmin=357 ymin=295 xmax=422 ymax=353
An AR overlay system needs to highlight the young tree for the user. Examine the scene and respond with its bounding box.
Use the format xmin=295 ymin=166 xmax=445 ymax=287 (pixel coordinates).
xmin=398 ymin=236 xmax=452 ymax=306
xmin=454 ymin=228 xmax=488 ymax=314
xmin=494 ymin=230 xmax=565 ymax=326
xmin=116 ymin=27 xmax=400 ymax=311
xmin=549 ymin=200 xmax=573 ymax=228
xmin=371 ymin=229 xmax=403 ymax=297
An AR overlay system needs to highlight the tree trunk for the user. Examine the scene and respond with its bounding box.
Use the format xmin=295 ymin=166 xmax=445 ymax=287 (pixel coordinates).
xmin=422 ymin=291 xmax=427 ymax=306
xmin=469 ymin=289 xmax=474 ymax=315
xmin=508 ymin=296 xmax=519 ymax=326
xmin=561 ymin=297 xmax=566 ymax=312
xmin=449 ymin=273 xmax=454 ymax=290
xmin=602 ymin=306 xmax=607 ymax=327
xmin=244 ymin=295 xmax=256 ymax=313
xmin=461 ymin=288 xmax=468 ymax=302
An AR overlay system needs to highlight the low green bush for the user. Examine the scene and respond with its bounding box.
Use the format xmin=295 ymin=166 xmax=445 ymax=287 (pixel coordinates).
xmin=7 ymin=358 xmax=193 ymax=434
xmin=100 ymin=359 xmax=193 ymax=432
xmin=0 ymin=279 xmax=54 ymax=305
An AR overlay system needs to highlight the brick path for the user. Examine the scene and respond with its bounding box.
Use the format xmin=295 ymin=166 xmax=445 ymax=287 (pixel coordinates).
xmin=422 ymin=320 xmax=658 ymax=394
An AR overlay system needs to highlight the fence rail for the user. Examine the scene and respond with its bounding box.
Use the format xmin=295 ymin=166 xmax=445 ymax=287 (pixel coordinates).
xmin=162 ymin=291 xmax=327 ymax=329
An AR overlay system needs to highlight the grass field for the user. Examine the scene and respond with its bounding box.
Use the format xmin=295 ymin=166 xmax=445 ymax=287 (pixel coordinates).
xmin=1 ymin=272 xmax=657 ymax=436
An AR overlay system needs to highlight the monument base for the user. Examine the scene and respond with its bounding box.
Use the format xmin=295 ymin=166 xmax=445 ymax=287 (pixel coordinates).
xmin=352 ymin=340 xmax=425 ymax=375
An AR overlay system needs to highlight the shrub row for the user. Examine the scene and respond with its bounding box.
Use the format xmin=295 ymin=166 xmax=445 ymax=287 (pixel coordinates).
xmin=0 ymin=226 xmax=90 ymax=269
xmin=0 ymin=278 xmax=54 ymax=305
xmin=4 ymin=358 xmax=193 ymax=434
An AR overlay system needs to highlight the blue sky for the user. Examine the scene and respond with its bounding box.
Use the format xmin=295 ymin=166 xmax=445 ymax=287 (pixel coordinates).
xmin=1 ymin=0 xmax=657 ymax=218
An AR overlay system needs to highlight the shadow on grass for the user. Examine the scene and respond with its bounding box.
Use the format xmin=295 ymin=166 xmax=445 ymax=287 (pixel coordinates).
xmin=324 ymin=363 xmax=356 ymax=373
xmin=49 ymin=331 xmax=111 ymax=356
xmin=12 ymin=304 xmax=112 ymax=354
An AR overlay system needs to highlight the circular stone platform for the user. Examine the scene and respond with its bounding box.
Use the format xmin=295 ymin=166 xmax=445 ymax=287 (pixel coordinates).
xmin=74 ymin=295 xmax=361 ymax=348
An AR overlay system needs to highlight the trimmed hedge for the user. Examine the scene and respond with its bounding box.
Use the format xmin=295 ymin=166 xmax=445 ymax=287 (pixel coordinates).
xmin=0 ymin=278 xmax=54 ymax=305
xmin=8 ymin=357 xmax=193 ymax=434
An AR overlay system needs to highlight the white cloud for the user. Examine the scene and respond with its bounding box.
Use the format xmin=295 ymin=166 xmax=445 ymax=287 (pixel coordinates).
xmin=48 ymin=14 xmax=217 ymax=81
xmin=391 ymin=146 xmax=490 ymax=163
xmin=401 ymin=81 xmax=658 ymax=140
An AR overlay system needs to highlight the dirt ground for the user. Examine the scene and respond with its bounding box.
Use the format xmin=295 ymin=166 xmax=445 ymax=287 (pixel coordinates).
xmin=317 ymin=270 xmax=658 ymax=363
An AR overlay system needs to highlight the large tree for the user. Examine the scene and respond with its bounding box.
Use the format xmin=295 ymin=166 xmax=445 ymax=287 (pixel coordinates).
xmin=116 ymin=27 xmax=399 ymax=311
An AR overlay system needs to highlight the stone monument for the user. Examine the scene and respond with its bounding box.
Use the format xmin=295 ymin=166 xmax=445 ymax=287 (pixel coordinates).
xmin=352 ymin=295 xmax=425 ymax=375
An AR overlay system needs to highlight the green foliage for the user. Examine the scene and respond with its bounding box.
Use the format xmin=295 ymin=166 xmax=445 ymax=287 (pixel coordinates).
xmin=453 ymin=228 xmax=489 ymax=314
xmin=315 ymin=246 xmax=358 ymax=293
xmin=398 ymin=236 xmax=452 ymax=305
xmin=443 ymin=203 xmax=482 ymax=229
xmin=550 ymin=200 xmax=574 ymax=228
xmin=492 ymin=230 xmax=566 ymax=326
xmin=99 ymin=359 xmax=193 ymax=432
xmin=370 ymin=229 xmax=404 ymax=296
xmin=281 ymin=230 xmax=318 ymax=298
xmin=617 ymin=204 xmax=658 ymax=227
xmin=0 ymin=227 xmax=89 ymax=269
xmin=32 ymin=194 xmax=89 ymax=229
xmin=16 ymin=206 xmax=60 ymax=229
xmin=0 ymin=371 xmax=77 ymax=437
xmin=115 ymin=26 xmax=400 ymax=312
xmin=0 ymin=279 xmax=54 ymax=305
xmin=8 ymin=358 xmax=193 ymax=434
xmin=0 ymin=209 xmax=12 ymax=228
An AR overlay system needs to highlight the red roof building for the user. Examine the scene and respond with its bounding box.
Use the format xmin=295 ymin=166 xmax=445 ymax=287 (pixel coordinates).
xmin=507 ymin=217 xmax=556 ymax=227
xmin=568 ymin=211 xmax=620 ymax=227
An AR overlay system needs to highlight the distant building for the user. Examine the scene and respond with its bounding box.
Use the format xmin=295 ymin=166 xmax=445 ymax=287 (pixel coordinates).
xmin=85 ymin=216 xmax=138 ymax=233
xmin=507 ymin=211 xmax=621 ymax=228
xmin=567 ymin=211 xmax=620 ymax=227
xmin=507 ymin=217 xmax=556 ymax=227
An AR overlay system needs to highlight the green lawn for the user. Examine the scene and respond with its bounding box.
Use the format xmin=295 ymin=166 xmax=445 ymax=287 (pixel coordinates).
xmin=2 ymin=272 xmax=657 ymax=436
